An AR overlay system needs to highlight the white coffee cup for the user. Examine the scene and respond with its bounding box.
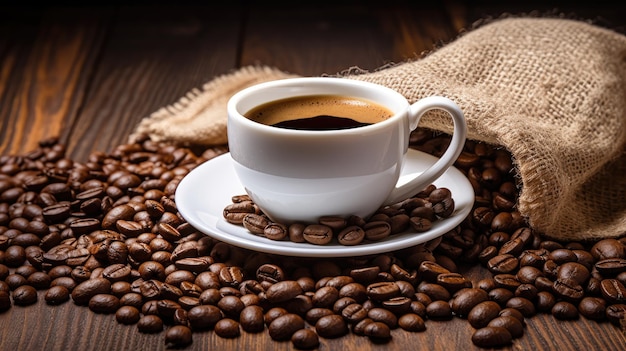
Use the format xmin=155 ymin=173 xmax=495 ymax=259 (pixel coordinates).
xmin=227 ymin=77 xmax=466 ymax=224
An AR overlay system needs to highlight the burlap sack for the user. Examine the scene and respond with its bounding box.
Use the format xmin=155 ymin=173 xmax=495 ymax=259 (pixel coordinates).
xmin=130 ymin=17 xmax=626 ymax=242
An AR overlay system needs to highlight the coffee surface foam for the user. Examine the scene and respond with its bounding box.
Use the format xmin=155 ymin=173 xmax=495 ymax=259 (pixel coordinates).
xmin=245 ymin=95 xmax=393 ymax=126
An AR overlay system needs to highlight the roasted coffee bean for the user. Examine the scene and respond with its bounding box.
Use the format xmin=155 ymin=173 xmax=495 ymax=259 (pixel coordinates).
xmin=89 ymin=293 xmax=120 ymax=314
xmin=352 ymin=317 xmax=374 ymax=336
xmin=44 ymin=285 xmax=70 ymax=305
xmin=367 ymin=307 xmax=398 ymax=328
xmin=141 ymin=299 xmax=159 ymax=315
xmin=71 ymin=277 xmax=112 ymax=305
xmin=516 ymin=266 xmax=543 ymax=285
xmin=471 ymin=326 xmax=512 ymax=348
xmin=0 ymin=291 xmax=11 ymax=311
xmin=305 ymin=307 xmax=336 ymax=328
xmin=25 ymin=271 xmax=50 ymax=289
xmin=50 ymin=276 xmax=77 ymax=292
xmin=337 ymin=226 xmax=365 ymax=246
xmin=398 ymin=313 xmax=426 ymax=332
xmin=325 ymin=275 xmax=355 ymax=290
xmin=380 ymin=296 xmax=412 ymax=315
xmin=42 ymin=203 xmax=71 ymax=223
xmin=264 ymin=306 xmax=289 ymax=326
xmin=4 ymin=245 xmax=26 ymax=267
xmin=332 ymin=296 xmax=356 ymax=315
xmin=506 ymin=297 xmax=536 ymax=317
xmin=595 ymin=258 xmax=626 ymax=276
xmin=172 ymin=308 xmax=190 ymax=326
xmin=242 ymin=213 xmax=269 ymax=235
xmin=487 ymin=254 xmax=519 ymax=274
xmin=426 ymin=300 xmax=453 ymax=320
xmin=291 ymin=328 xmax=319 ymax=349
xmin=239 ymin=305 xmax=265 ymax=333
xmin=535 ymin=291 xmax=557 ymax=312
xmin=223 ymin=202 xmax=259 ymax=225
xmin=164 ymin=270 xmax=195 ymax=287
xmin=119 ymin=292 xmax=144 ymax=309
xmin=553 ymin=278 xmax=585 ymax=302
xmin=534 ymin=276 xmax=555 ymax=292
xmin=302 ymin=224 xmax=333 ymax=245
xmin=315 ymin=314 xmax=348 ymax=339
xmin=488 ymin=315 xmax=524 ymax=338
xmin=173 ymin=257 xmax=211 ymax=274
xmin=341 ymin=302 xmax=368 ymax=324
xmin=449 ymin=288 xmax=489 ymax=317
xmin=156 ymin=299 xmax=181 ymax=319
xmin=318 ymin=216 xmax=347 ymax=231
xmin=164 ymin=325 xmax=193 ymax=347
xmin=364 ymin=321 xmax=392 ymax=340
xmin=590 ymin=239 xmax=625 ymax=260
xmin=101 ymin=204 xmax=135 ymax=230
xmin=111 ymin=281 xmax=132 ymax=297
xmin=388 ymin=214 xmax=410 ymax=234
xmin=417 ymin=282 xmax=451 ymax=302
xmin=219 ymin=266 xmax=244 ymax=288
xmin=551 ymin=301 xmax=579 ymax=320
xmin=312 ymin=286 xmax=339 ymax=308
xmin=268 ymin=313 xmax=305 ymax=341
xmin=256 ymin=264 xmax=285 ymax=284
xmin=600 ymin=279 xmax=626 ymax=304
xmin=606 ymin=304 xmax=626 ymax=325
xmin=264 ymin=223 xmax=288 ymax=241
xmin=437 ymin=272 xmax=472 ymax=292
xmin=409 ymin=300 xmax=427 ymax=318
xmin=363 ymin=221 xmax=391 ymax=241
xmin=418 ymin=261 xmax=450 ymax=282
xmin=137 ymin=314 xmax=163 ymax=333
xmin=187 ymin=305 xmax=222 ymax=331
xmin=71 ymin=218 xmax=101 ymax=236
xmin=468 ymin=301 xmax=502 ymax=328
xmin=287 ymin=223 xmax=306 ymax=243
xmin=218 ymin=295 xmax=245 ymax=318
xmin=366 ymin=281 xmax=401 ymax=301
xmin=578 ymin=297 xmax=606 ymax=321
xmin=102 ymin=263 xmax=132 ymax=282
xmin=266 ymin=280 xmax=303 ymax=303
xmin=12 ymin=285 xmax=38 ymax=306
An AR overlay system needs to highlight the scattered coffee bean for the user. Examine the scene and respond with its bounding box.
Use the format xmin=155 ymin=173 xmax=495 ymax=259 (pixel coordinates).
xmin=116 ymin=305 xmax=141 ymax=325
xmin=137 ymin=314 xmax=164 ymax=333
xmin=291 ymin=328 xmax=319 ymax=349
xmin=2 ymin=135 xmax=625 ymax=350
xmin=44 ymin=285 xmax=70 ymax=305
xmin=472 ymin=326 xmax=512 ymax=348
xmin=164 ymin=325 xmax=193 ymax=347
xmin=12 ymin=285 xmax=37 ymax=306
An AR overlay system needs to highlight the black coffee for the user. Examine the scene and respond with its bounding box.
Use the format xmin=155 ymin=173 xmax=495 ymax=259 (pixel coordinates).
xmin=272 ymin=115 xmax=371 ymax=130
xmin=245 ymin=95 xmax=393 ymax=131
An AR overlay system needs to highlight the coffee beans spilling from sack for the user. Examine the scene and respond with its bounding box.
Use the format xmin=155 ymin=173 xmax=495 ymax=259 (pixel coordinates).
xmin=1 ymin=130 xmax=625 ymax=349
xmin=223 ymin=185 xmax=454 ymax=246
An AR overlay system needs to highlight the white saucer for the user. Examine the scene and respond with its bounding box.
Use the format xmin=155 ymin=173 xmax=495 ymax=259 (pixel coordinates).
xmin=175 ymin=149 xmax=474 ymax=258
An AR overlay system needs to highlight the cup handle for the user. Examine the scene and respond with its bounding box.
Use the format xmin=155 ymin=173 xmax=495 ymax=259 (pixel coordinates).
xmin=383 ymin=96 xmax=467 ymax=205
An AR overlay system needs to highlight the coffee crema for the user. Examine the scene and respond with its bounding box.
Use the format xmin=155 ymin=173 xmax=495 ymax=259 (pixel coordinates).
xmin=244 ymin=95 xmax=394 ymax=131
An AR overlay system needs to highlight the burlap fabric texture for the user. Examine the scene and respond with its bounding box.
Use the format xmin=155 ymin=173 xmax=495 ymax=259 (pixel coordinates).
xmin=131 ymin=17 xmax=626 ymax=242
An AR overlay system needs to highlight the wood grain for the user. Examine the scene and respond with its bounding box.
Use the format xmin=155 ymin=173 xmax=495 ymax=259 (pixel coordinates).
xmin=0 ymin=6 xmax=107 ymax=157
xmin=64 ymin=4 xmax=243 ymax=161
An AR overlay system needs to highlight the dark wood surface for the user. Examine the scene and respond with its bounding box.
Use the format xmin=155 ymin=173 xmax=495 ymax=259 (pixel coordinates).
xmin=1 ymin=1 xmax=626 ymax=350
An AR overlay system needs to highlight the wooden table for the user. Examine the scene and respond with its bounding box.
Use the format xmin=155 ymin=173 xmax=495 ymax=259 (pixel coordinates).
xmin=1 ymin=2 xmax=625 ymax=350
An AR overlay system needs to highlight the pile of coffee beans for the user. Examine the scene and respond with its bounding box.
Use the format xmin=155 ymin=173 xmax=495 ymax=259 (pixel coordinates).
xmin=1 ymin=131 xmax=625 ymax=349
xmin=223 ymin=184 xmax=454 ymax=245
